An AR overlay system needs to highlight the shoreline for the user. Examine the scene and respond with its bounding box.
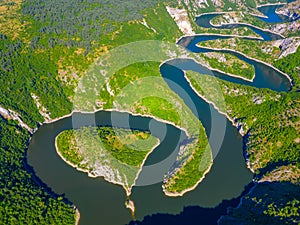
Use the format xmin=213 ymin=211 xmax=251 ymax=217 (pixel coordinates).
xmin=159 ymin=60 xmax=253 ymax=197
xmin=20 ymin=2 xmax=296 ymax=224
xmin=178 ymin=33 xmax=263 ymax=41
xmin=211 ymin=67 xmax=254 ymax=82
xmin=43 ymin=112 xmax=74 ymax=124
xmin=42 ymin=107 xmax=191 ymax=138
xmin=196 ymin=10 xmax=285 ymax=38
xmin=75 ymin=209 xmax=80 ymax=225
xmin=194 ymin=44 xmax=293 ymax=84
xmin=255 ymin=2 xmax=287 ymax=19
xmin=210 ymin=21 xmax=285 ymax=39
xmin=55 ymin=129 xmax=161 ymax=216
xmin=30 ymin=9 xmax=291 ymax=217
xmin=55 ymin=133 xmax=131 ymax=195
xmin=33 ymin=41 xmax=289 ymax=202
xmin=183 ymin=73 xmax=254 ymax=172
xmin=106 ymin=108 xmax=190 ymax=137
xmin=163 ymin=159 xmax=213 ymax=197
xmin=248 ymin=12 xmax=268 ymax=19
xmin=175 ymin=32 xmax=263 ymax=46
xmin=47 ymin=50 xmax=275 ymax=199
xmin=165 ymin=55 xmax=255 ymax=83
xmin=256 ymin=2 xmax=286 ymax=8
xmin=195 ymin=11 xmax=226 ymax=18
xmin=54 ymin=128 xmax=160 ymax=198
xmin=130 ymin=138 xmax=161 ymax=195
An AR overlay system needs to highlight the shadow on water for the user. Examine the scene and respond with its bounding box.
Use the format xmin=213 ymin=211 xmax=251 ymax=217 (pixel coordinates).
xmin=257 ymin=4 xmax=293 ymax=23
xmin=128 ymin=182 xmax=254 ymax=225
xmin=27 ymin=101 xmax=253 ymax=225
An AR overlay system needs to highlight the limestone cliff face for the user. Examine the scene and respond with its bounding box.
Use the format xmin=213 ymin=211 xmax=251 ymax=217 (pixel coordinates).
xmin=166 ymin=6 xmax=195 ymax=35
xmin=276 ymin=0 xmax=300 ymax=21
xmin=0 ymin=105 xmax=35 ymax=133
xmin=273 ymin=37 xmax=300 ymax=58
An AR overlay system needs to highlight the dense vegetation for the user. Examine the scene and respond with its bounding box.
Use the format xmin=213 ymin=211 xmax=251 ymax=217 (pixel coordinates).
xmin=96 ymin=61 xmax=212 ymax=195
xmin=274 ymin=47 xmax=300 ymax=90
xmin=57 ymin=127 xmax=157 ymax=167
xmin=219 ymin=182 xmax=300 ymax=225
xmin=21 ymin=1 xmax=182 ymax=98
xmin=187 ymin=63 xmax=299 ymax=174
xmin=0 ymin=117 xmax=76 ymax=224
xmin=22 ymin=0 xmax=167 ymax=48
xmin=56 ymin=126 xmax=159 ymax=193
xmin=0 ymin=36 xmax=72 ymax=126
xmin=0 ymin=0 xmax=299 ymax=223
xmin=210 ymin=11 xmax=269 ymax=30
xmin=162 ymin=136 xmax=212 ymax=194
xmin=200 ymin=52 xmax=255 ymax=80
xmin=199 ymin=37 xmax=279 ymax=64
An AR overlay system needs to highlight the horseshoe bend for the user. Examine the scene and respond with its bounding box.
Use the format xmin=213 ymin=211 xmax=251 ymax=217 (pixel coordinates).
xmin=1 ymin=0 xmax=299 ymax=225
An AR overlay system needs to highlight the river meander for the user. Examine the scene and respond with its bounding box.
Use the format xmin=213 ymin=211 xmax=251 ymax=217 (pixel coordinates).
xmin=27 ymin=4 xmax=292 ymax=225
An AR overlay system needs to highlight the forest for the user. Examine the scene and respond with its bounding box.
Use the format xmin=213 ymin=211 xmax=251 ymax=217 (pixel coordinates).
xmin=21 ymin=0 xmax=169 ymax=49
xmin=56 ymin=126 xmax=156 ymax=168
xmin=186 ymin=49 xmax=300 ymax=176
xmin=0 ymin=0 xmax=299 ymax=224
xmin=0 ymin=117 xmax=76 ymax=224
xmin=0 ymin=35 xmax=72 ymax=126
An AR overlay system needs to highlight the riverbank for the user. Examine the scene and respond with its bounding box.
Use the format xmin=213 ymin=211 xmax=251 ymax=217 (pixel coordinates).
xmin=54 ymin=126 xmax=160 ymax=197
xmin=257 ymin=2 xmax=286 ymax=8
xmin=210 ymin=21 xmax=285 ymax=39
xmin=54 ymin=124 xmax=162 ymax=217
xmin=251 ymin=2 xmax=286 ymax=19
xmin=194 ymin=44 xmax=293 ymax=84
xmin=178 ymin=33 xmax=263 ymax=42
xmin=183 ymin=71 xmax=254 ymax=173
xmin=49 ymin=51 xmax=260 ymax=200
xmin=163 ymin=160 xmax=213 ymax=197
xmin=197 ymin=10 xmax=285 ymax=38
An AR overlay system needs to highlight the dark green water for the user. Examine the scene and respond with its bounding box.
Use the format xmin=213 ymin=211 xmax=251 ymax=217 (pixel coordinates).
xmin=27 ymin=109 xmax=252 ymax=225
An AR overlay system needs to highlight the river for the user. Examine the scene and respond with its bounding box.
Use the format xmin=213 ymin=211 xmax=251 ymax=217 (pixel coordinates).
xmin=195 ymin=2 xmax=293 ymax=41
xmin=26 ymin=4 xmax=292 ymax=225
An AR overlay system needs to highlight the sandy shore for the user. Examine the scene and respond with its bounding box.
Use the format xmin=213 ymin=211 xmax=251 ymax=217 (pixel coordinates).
xmin=75 ymin=209 xmax=80 ymax=225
